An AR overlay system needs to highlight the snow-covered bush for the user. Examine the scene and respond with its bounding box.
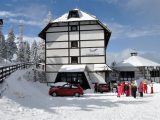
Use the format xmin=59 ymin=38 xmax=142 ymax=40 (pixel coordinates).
xmin=23 ymin=68 xmax=46 ymax=83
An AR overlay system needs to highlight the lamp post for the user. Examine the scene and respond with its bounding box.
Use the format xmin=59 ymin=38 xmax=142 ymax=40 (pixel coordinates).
xmin=0 ymin=19 xmax=3 ymax=62
xmin=0 ymin=19 xmax=3 ymax=31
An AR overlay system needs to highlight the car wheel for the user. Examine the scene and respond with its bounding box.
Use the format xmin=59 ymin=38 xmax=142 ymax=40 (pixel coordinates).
xmin=75 ymin=92 xmax=80 ymax=97
xmin=52 ymin=92 xmax=57 ymax=97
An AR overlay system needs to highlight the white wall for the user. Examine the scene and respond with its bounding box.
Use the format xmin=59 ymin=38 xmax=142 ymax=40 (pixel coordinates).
xmin=46 ymin=65 xmax=62 ymax=72
xmin=46 ymin=42 xmax=68 ymax=49
xmin=80 ymin=25 xmax=102 ymax=30
xmin=81 ymin=41 xmax=104 ymax=47
xmin=47 ymin=26 xmax=68 ymax=32
xmin=81 ymin=30 xmax=104 ymax=40
xmin=46 ymin=32 xmax=68 ymax=42
xmin=81 ymin=56 xmax=105 ymax=63
xmin=46 ymin=49 xmax=68 ymax=57
xmin=70 ymin=49 xmax=79 ymax=56
xmin=70 ymin=32 xmax=79 ymax=40
xmin=46 ymin=58 xmax=68 ymax=64
xmin=81 ymin=48 xmax=105 ymax=56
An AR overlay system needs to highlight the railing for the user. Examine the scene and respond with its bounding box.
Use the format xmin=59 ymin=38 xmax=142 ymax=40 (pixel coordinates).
xmin=0 ymin=63 xmax=33 ymax=83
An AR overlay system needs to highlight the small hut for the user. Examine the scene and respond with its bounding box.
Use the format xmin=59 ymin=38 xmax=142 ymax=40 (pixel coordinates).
xmin=113 ymin=52 xmax=160 ymax=82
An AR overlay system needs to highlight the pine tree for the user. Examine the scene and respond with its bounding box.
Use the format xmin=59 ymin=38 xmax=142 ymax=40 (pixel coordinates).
xmin=17 ymin=41 xmax=25 ymax=62
xmin=37 ymin=39 xmax=45 ymax=63
xmin=30 ymin=40 xmax=38 ymax=63
xmin=0 ymin=27 xmax=6 ymax=61
xmin=24 ymin=41 xmax=30 ymax=62
xmin=5 ymin=27 xmax=17 ymax=62
xmin=43 ymin=11 xmax=53 ymax=26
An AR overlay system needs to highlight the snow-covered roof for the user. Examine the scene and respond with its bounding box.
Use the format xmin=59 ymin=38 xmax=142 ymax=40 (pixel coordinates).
xmin=59 ymin=65 xmax=86 ymax=72
xmin=94 ymin=64 xmax=112 ymax=71
xmin=39 ymin=8 xmax=111 ymax=40
xmin=52 ymin=9 xmax=97 ymax=23
xmin=115 ymin=55 xmax=160 ymax=68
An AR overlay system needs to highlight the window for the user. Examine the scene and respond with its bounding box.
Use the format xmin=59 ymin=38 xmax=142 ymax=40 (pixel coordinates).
xmin=71 ymin=41 xmax=78 ymax=48
xmin=68 ymin=10 xmax=79 ymax=19
xmin=71 ymin=85 xmax=78 ymax=89
xmin=120 ymin=71 xmax=135 ymax=78
xmin=150 ymin=70 xmax=160 ymax=77
xmin=71 ymin=57 xmax=78 ymax=64
xmin=71 ymin=25 xmax=78 ymax=31
xmin=63 ymin=84 xmax=71 ymax=89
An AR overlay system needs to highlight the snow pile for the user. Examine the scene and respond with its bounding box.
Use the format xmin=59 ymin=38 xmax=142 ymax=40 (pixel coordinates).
xmin=0 ymin=69 xmax=160 ymax=120
xmin=3 ymin=69 xmax=50 ymax=107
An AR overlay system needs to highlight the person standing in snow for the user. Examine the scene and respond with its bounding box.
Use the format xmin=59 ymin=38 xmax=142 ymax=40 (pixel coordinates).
xmin=125 ymin=83 xmax=130 ymax=97
xmin=94 ymin=83 xmax=98 ymax=93
xmin=121 ymin=81 xmax=125 ymax=95
xmin=150 ymin=81 xmax=154 ymax=94
xmin=117 ymin=83 xmax=121 ymax=97
xmin=128 ymin=82 xmax=132 ymax=96
xmin=132 ymin=83 xmax=137 ymax=98
xmin=138 ymin=81 xmax=143 ymax=97
xmin=143 ymin=80 xmax=148 ymax=94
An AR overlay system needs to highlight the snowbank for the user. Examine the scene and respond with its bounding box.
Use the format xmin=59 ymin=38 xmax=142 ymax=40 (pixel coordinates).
xmin=0 ymin=69 xmax=160 ymax=120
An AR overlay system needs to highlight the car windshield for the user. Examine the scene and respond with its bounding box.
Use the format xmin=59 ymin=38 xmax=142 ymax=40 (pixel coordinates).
xmin=71 ymin=85 xmax=78 ymax=88
xmin=62 ymin=84 xmax=71 ymax=88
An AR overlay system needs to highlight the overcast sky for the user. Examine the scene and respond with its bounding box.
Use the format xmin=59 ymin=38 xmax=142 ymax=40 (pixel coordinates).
xmin=0 ymin=0 xmax=160 ymax=64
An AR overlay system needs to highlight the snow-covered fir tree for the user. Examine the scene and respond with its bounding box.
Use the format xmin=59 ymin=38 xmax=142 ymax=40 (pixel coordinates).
xmin=43 ymin=11 xmax=53 ymax=26
xmin=17 ymin=41 xmax=25 ymax=62
xmin=37 ymin=39 xmax=45 ymax=63
xmin=24 ymin=41 xmax=30 ymax=62
xmin=0 ymin=25 xmax=6 ymax=61
xmin=30 ymin=40 xmax=38 ymax=63
xmin=5 ymin=27 xmax=17 ymax=62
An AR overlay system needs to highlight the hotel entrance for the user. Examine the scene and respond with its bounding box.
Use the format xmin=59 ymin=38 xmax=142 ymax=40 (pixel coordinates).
xmin=55 ymin=72 xmax=90 ymax=89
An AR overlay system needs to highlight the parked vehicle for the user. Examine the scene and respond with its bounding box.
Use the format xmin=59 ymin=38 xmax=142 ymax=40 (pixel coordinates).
xmin=97 ymin=83 xmax=110 ymax=93
xmin=49 ymin=82 xmax=84 ymax=97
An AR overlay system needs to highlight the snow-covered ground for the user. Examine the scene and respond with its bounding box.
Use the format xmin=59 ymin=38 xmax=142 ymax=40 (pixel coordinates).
xmin=1 ymin=69 xmax=160 ymax=120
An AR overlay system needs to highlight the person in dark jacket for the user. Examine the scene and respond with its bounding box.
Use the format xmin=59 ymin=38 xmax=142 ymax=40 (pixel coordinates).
xmin=125 ymin=83 xmax=130 ymax=97
xmin=132 ymin=85 xmax=137 ymax=98
xmin=94 ymin=83 xmax=98 ymax=93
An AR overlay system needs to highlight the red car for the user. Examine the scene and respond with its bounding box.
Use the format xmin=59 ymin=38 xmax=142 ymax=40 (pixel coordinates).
xmin=97 ymin=83 xmax=110 ymax=93
xmin=49 ymin=83 xmax=84 ymax=97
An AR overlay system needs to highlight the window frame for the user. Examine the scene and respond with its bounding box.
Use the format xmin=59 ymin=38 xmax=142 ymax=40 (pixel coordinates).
xmin=70 ymin=25 xmax=78 ymax=31
xmin=71 ymin=41 xmax=78 ymax=48
xmin=71 ymin=56 xmax=78 ymax=64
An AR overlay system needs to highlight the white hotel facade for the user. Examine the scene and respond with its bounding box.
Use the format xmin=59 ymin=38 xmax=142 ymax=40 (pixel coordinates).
xmin=39 ymin=9 xmax=111 ymax=89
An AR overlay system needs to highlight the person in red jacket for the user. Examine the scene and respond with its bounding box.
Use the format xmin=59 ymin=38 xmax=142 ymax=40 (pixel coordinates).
xmin=143 ymin=80 xmax=148 ymax=94
xmin=138 ymin=81 xmax=143 ymax=97
xmin=128 ymin=82 xmax=132 ymax=96
xmin=121 ymin=81 xmax=125 ymax=95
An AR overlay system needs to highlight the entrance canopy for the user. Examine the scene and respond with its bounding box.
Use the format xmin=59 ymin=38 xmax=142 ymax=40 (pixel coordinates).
xmin=94 ymin=64 xmax=112 ymax=71
xmin=59 ymin=65 xmax=86 ymax=72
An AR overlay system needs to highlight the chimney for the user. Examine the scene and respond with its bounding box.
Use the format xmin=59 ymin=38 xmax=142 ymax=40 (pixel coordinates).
xmin=131 ymin=52 xmax=138 ymax=56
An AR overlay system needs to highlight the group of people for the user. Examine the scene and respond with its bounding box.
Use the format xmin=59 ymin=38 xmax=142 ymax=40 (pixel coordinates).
xmin=116 ymin=80 xmax=154 ymax=98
